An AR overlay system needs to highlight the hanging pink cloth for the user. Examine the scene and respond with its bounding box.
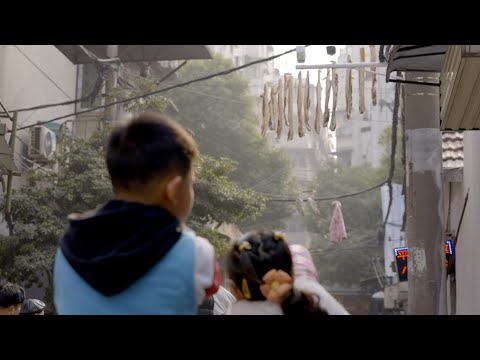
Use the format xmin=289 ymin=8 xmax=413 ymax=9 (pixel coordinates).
xmin=329 ymin=201 xmax=347 ymax=245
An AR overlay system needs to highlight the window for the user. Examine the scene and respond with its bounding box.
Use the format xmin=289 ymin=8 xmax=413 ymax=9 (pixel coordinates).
xmin=77 ymin=64 xmax=104 ymax=110
xmin=361 ymin=126 xmax=371 ymax=133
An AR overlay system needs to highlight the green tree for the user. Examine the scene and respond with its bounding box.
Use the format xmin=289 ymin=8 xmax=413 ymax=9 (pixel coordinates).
xmin=0 ymin=131 xmax=112 ymax=306
xmin=0 ymin=126 xmax=265 ymax=307
xmin=306 ymin=124 xmax=404 ymax=291
xmin=166 ymin=56 xmax=296 ymax=230
xmin=306 ymin=160 xmax=384 ymax=289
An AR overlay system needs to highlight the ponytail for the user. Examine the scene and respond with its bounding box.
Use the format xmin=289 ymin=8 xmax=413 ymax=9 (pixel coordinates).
xmin=281 ymin=289 xmax=328 ymax=315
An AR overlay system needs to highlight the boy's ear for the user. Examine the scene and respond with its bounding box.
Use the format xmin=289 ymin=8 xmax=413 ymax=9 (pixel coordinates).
xmin=165 ymin=175 xmax=183 ymax=205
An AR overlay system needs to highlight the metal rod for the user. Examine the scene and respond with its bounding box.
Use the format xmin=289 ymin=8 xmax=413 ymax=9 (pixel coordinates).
xmin=296 ymin=62 xmax=387 ymax=70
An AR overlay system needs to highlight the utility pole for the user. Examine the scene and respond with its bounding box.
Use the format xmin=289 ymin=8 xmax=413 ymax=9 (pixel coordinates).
xmin=404 ymin=72 xmax=447 ymax=315
xmin=104 ymin=45 xmax=118 ymax=122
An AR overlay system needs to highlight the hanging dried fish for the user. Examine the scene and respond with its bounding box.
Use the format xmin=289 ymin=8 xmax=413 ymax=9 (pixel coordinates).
xmin=346 ymin=54 xmax=353 ymax=120
xmin=304 ymin=71 xmax=312 ymax=131
xmin=284 ymin=73 xmax=290 ymax=126
xmin=369 ymin=45 xmax=377 ymax=106
xmin=314 ymin=70 xmax=323 ymax=134
xmin=277 ymin=78 xmax=284 ymax=139
xmin=359 ymin=47 xmax=366 ymax=114
xmin=261 ymin=84 xmax=269 ymax=137
xmin=330 ymin=69 xmax=338 ymax=131
xmin=295 ymin=198 xmax=305 ymax=216
xmin=307 ymin=197 xmax=321 ymax=216
xmin=323 ymin=68 xmax=331 ymax=127
xmin=297 ymin=72 xmax=306 ymax=137
xmin=287 ymin=75 xmax=295 ymax=141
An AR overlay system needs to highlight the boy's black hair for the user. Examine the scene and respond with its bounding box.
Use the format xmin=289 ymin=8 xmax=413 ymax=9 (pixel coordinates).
xmin=226 ymin=231 xmax=328 ymax=315
xmin=106 ymin=112 xmax=199 ymax=190
xmin=0 ymin=280 xmax=25 ymax=308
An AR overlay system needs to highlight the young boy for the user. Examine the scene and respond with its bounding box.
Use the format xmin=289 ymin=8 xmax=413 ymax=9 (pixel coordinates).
xmin=53 ymin=113 xmax=220 ymax=314
xmin=0 ymin=280 xmax=25 ymax=315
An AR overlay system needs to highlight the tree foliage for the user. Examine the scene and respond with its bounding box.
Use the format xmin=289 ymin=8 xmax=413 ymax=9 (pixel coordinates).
xmin=306 ymin=124 xmax=404 ymax=291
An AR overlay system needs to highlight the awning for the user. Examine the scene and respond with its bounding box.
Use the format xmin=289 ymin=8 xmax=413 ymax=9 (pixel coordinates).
xmin=55 ymin=45 xmax=212 ymax=64
xmin=385 ymin=45 xmax=448 ymax=86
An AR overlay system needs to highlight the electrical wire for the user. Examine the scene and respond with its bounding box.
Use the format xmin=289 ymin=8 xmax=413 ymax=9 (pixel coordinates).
xmin=267 ymin=179 xmax=387 ymax=202
xmin=9 ymin=45 xmax=311 ymax=132
xmin=13 ymin=45 xmax=73 ymax=100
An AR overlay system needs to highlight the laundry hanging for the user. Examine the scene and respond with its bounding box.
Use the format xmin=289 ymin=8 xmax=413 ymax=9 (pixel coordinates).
xmin=329 ymin=201 xmax=347 ymax=245
xmin=330 ymin=68 xmax=339 ymax=131
xmin=314 ymin=69 xmax=323 ymax=134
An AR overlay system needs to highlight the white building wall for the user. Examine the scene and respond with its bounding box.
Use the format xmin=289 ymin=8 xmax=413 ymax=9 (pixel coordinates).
xmin=455 ymin=131 xmax=480 ymax=314
xmin=0 ymin=45 xmax=77 ymax=183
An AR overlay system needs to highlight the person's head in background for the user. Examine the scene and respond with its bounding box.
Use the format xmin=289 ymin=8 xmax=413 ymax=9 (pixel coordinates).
xmin=20 ymin=299 xmax=46 ymax=315
xmin=226 ymin=231 xmax=327 ymax=315
xmin=0 ymin=280 xmax=25 ymax=315
xmin=106 ymin=113 xmax=199 ymax=223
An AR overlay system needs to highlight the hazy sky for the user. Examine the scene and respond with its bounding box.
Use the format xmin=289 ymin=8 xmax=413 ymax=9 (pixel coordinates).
xmin=272 ymin=45 xmax=345 ymax=85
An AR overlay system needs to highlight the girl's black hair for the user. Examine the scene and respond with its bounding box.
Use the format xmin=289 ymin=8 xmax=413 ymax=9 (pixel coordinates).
xmin=226 ymin=230 xmax=327 ymax=315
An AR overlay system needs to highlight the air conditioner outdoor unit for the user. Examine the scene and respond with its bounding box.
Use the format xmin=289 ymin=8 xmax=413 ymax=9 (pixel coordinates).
xmin=28 ymin=125 xmax=57 ymax=162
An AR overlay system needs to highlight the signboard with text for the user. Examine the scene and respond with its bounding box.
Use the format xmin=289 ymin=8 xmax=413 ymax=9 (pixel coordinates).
xmin=394 ymin=239 xmax=455 ymax=282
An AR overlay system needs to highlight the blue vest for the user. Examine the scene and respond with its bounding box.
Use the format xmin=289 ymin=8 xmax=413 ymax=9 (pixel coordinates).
xmin=53 ymin=231 xmax=196 ymax=315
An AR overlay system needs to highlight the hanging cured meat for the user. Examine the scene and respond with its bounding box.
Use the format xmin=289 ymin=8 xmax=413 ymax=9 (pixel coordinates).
xmin=277 ymin=78 xmax=284 ymax=139
xmin=359 ymin=47 xmax=366 ymax=114
xmin=314 ymin=70 xmax=323 ymax=134
xmin=346 ymin=54 xmax=353 ymax=120
xmin=297 ymin=72 xmax=306 ymax=138
xmin=307 ymin=197 xmax=321 ymax=216
xmin=323 ymin=69 xmax=331 ymax=128
xmin=261 ymin=84 xmax=269 ymax=137
xmin=369 ymin=45 xmax=377 ymax=106
xmin=287 ymin=75 xmax=294 ymax=141
xmin=304 ymin=71 xmax=312 ymax=131
xmin=330 ymin=68 xmax=338 ymax=131
xmin=270 ymin=86 xmax=277 ymax=130
xmin=295 ymin=198 xmax=305 ymax=216
xmin=284 ymin=73 xmax=289 ymax=126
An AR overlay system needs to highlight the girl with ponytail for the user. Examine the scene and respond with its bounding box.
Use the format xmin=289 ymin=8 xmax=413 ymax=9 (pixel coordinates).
xmin=225 ymin=230 xmax=327 ymax=315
